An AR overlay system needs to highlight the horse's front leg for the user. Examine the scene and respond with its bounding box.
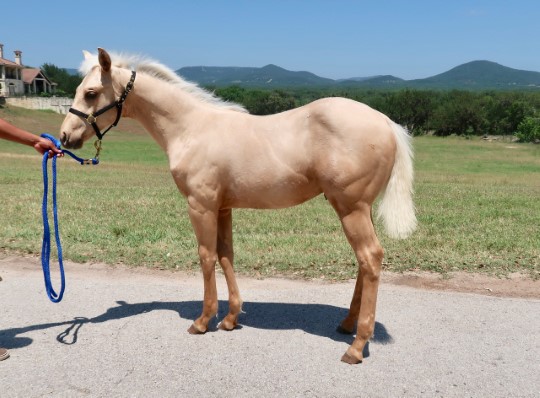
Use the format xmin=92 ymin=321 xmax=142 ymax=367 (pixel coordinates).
xmin=187 ymin=199 xmax=219 ymax=334
xmin=216 ymin=209 xmax=243 ymax=331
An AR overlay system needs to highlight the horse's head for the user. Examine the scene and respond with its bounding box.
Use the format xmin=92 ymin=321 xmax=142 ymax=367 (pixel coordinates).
xmin=60 ymin=48 xmax=119 ymax=149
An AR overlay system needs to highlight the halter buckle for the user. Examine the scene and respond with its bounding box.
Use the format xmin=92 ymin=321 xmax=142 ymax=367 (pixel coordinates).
xmin=86 ymin=114 xmax=97 ymax=124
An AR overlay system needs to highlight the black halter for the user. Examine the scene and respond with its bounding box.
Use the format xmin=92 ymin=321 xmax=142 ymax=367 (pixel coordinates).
xmin=69 ymin=71 xmax=136 ymax=140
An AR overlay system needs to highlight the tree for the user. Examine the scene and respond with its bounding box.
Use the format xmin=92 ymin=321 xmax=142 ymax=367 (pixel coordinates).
xmin=431 ymin=91 xmax=483 ymax=136
xmin=515 ymin=117 xmax=540 ymax=143
xmin=378 ymin=89 xmax=434 ymax=135
xmin=215 ymin=85 xmax=247 ymax=104
xmin=478 ymin=93 xmax=530 ymax=135
xmin=41 ymin=63 xmax=82 ymax=96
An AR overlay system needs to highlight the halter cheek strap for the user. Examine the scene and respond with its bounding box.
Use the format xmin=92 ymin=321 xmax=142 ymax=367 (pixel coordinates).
xmin=68 ymin=70 xmax=136 ymax=140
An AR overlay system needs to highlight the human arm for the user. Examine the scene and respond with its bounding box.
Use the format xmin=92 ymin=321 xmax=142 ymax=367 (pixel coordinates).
xmin=0 ymin=118 xmax=63 ymax=157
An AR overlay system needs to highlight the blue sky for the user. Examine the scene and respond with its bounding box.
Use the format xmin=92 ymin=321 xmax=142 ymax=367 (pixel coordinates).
xmin=1 ymin=1 xmax=539 ymax=80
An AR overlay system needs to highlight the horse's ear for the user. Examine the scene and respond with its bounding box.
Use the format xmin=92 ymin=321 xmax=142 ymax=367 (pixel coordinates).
xmin=82 ymin=50 xmax=92 ymax=60
xmin=97 ymin=48 xmax=111 ymax=72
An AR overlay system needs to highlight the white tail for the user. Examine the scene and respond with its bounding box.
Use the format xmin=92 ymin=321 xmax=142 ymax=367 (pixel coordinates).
xmin=376 ymin=122 xmax=417 ymax=239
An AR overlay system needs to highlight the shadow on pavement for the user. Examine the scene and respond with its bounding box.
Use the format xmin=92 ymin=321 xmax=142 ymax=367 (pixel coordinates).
xmin=0 ymin=300 xmax=393 ymax=356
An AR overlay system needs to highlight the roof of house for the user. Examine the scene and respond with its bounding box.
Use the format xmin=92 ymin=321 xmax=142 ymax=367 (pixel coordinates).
xmin=0 ymin=57 xmax=24 ymax=68
xmin=22 ymin=68 xmax=42 ymax=84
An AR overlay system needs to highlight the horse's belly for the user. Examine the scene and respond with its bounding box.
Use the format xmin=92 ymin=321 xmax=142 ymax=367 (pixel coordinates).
xmin=225 ymin=177 xmax=321 ymax=209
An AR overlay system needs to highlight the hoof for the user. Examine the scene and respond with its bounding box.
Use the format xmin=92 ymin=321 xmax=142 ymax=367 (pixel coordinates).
xmin=218 ymin=320 xmax=237 ymax=331
xmin=187 ymin=324 xmax=206 ymax=335
xmin=336 ymin=325 xmax=354 ymax=335
xmin=341 ymin=352 xmax=362 ymax=365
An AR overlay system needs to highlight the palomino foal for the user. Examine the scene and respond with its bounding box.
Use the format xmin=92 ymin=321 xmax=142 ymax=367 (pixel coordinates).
xmin=60 ymin=48 xmax=416 ymax=364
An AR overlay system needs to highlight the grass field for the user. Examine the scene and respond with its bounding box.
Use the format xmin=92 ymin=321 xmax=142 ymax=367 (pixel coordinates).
xmin=1 ymin=106 xmax=539 ymax=279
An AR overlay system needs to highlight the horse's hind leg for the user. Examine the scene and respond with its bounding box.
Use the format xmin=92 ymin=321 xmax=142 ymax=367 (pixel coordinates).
xmin=336 ymin=273 xmax=363 ymax=335
xmin=333 ymin=201 xmax=384 ymax=364
xmin=216 ymin=209 xmax=243 ymax=331
xmin=336 ymin=211 xmax=376 ymax=335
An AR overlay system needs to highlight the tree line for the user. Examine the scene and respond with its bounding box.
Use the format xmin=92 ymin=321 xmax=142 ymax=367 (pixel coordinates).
xmin=41 ymin=63 xmax=540 ymax=142
xmin=215 ymin=86 xmax=540 ymax=142
xmin=41 ymin=63 xmax=82 ymax=97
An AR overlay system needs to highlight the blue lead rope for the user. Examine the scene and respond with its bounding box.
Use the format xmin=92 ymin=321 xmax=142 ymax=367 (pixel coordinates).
xmin=40 ymin=133 xmax=100 ymax=302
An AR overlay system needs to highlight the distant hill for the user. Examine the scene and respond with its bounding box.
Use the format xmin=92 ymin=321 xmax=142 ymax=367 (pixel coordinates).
xmin=339 ymin=75 xmax=405 ymax=87
xmin=63 ymin=68 xmax=80 ymax=76
xmin=177 ymin=64 xmax=334 ymax=87
xmin=409 ymin=61 xmax=540 ymax=89
xmin=176 ymin=61 xmax=540 ymax=90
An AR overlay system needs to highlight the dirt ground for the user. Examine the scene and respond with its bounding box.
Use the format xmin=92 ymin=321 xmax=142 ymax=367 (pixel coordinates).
xmin=1 ymin=254 xmax=537 ymax=299
xmin=381 ymin=270 xmax=539 ymax=299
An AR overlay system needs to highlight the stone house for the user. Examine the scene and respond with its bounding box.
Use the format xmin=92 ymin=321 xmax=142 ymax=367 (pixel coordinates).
xmin=0 ymin=43 xmax=55 ymax=96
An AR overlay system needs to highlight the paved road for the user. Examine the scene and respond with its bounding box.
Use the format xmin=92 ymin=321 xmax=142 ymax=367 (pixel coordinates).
xmin=1 ymin=256 xmax=539 ymax=397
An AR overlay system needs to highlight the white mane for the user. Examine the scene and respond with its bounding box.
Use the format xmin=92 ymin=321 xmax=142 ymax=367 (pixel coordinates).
xmin=79 ymin=51 xmax=247 ymax=113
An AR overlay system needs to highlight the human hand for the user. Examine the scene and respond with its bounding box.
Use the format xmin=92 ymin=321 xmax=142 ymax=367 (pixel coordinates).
xmin=34 ymin=137 xmax=64 ymax=158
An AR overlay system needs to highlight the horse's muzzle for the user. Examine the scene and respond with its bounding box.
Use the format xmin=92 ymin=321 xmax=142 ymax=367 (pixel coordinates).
xmin=60 ymin=132 xmax=83 ymax=149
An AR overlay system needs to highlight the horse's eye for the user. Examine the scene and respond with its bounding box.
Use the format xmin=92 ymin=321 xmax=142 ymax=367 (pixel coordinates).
xmin=85 ymin=91 xmax=98 ymax=100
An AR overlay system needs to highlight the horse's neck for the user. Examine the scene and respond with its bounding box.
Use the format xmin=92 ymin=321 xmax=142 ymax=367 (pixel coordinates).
xmin=122 ymin=73 xmax=201 ymax=151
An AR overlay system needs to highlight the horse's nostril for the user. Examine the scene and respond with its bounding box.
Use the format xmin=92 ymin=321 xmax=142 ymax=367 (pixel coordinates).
xmin=60 ymin=132 xmax=68 ymax=146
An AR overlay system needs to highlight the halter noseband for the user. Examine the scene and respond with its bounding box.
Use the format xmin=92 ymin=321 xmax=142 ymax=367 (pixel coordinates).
xmin=69 ymin=71 xmax=136 ymax=140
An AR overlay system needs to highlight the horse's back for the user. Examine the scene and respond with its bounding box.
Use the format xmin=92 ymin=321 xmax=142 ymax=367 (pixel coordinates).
xmin=233 ymin=97 xmax=397 ymax=207
xmin=303 ymin=97 xmax=394 ymax=141
xmin=261 ymin=96 xmax=396 ymax=163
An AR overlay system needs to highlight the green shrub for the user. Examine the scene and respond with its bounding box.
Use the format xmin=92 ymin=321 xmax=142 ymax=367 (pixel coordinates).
xmin=515 ymin=117 xmax=540 ymax=142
